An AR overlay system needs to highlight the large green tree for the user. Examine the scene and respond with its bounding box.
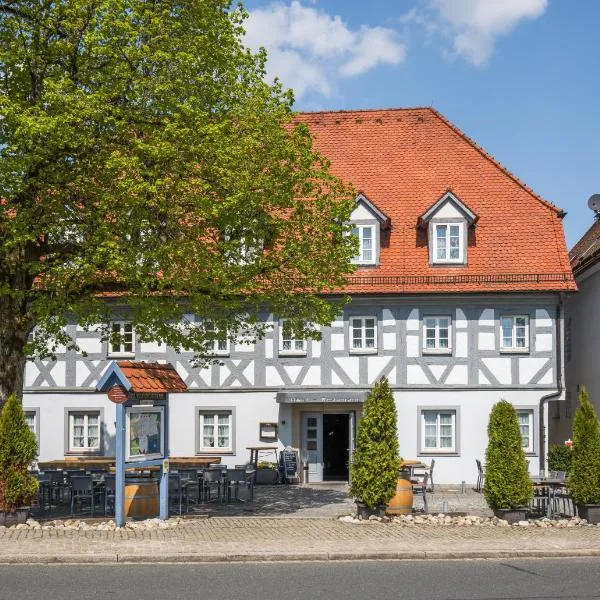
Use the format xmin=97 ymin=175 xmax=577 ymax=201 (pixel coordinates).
xmin=0 ymin=0 xmax=356 ymax=407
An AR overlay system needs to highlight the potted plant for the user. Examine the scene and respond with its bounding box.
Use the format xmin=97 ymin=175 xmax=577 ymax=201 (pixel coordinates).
xmin=350 ymin=378 xmax=401 ymax=519
xmin=547 ymin=442 xmax=573 ymax=475
xmin=483 ymin=400 xmax=532 ymax=524
xmin=255 ymin=461 xmax=279 ymax=484
xmin=0 ymin=394 xmax=39 ymax=526
xmin=568 ymin=387 xmax=600 ymax=523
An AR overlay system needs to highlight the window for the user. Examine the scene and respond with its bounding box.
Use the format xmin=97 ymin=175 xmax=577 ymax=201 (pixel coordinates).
xmin=205 ymin=322 xmax=229 ymax=355
xmin=350 ymin=317 xmax=377 ymax=352
xmin=198 ymin=411 xmax=233 ymax=452
xmin=24 ymin=411 xmax=36 ymax=435
xmin=351 ymin=225 xmax=376 ymax=264
xmin=517 ymin=410 xmax=534 ymax=453
xmin=279 ymin=319 xmax=306 ymax=354
xmin=109 ymin=322 xmax=135 ymax=356
xmin=421 ymin=410 xmax=456 ymax=452
xmin=223 ymin=227 xmax=263 ymax=265
xmin=501 ymin=315 xmax=529 ymax=351
xmin=68 ymin=411 xmax=101 ymax=452
xmin=433 ymin=223 xmax=463 ymax=263
xmin=423 ymin=316 xmax=451 ymax=353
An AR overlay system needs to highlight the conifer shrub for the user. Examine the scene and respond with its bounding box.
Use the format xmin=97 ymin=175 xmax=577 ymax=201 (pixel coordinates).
xmin=483 ymin=400 xmax=532 ymax=511
xmin=568 ymin=387 xmax=600 ymax=505
xmin=547 ymin=444 xmax=572 ymax=474
xmin=0 ymin=395 xmax=38 ymax=512
xmin=350 ymin=378 xmax=401 ymax=510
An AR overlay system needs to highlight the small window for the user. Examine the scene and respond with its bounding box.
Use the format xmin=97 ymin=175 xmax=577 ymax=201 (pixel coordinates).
xmin=351 ymin=225 xmax=376 ymax=264
xmin=517 ymin=410 xmax=534 ymax=453
xmin=433 ymin=223 xmax=463 ymax=263
xmin=423 ymin=316 xmax=452 ymax=353
xmin=24 ymin=411 xmax=38 ymax=439
xmin=199 ymin=411 xmax=232 ymax=452
xmin=109 ymin=322 xmax=135 ymax=356
xmin=69 ymin=411 xmax=101 ymax=452
xmin=205 ymin=322 xmax=230 ymax=355
xmin=350 ymin=317 xmax=377 ymax=352
xmin=279 ymin=320 xmax=306 ymax=355
xmin=501 ymin=315 xmax=529 ymax=351
xmin=421 ymin=410 xmax=456 ymax=452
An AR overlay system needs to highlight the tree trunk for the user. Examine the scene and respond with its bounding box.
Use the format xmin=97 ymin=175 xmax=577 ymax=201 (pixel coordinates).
xmin=0 ymin=299 xmax=32 ymax=410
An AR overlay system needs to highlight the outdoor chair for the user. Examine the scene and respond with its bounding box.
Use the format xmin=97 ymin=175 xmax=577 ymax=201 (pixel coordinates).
xmin=225 ymin=468 xmax=248 ymax=502
xmin=168 ymin=473 xmax=188 ymax=515
xmin=427 ymin=459 xmax=435 ymax=493
xmin=35 ymin=472 xmax=52 ymax=512
xmin=475 ymin=459 xmax=486 ymax=493
xmin=103 ymin=474 xmax=116 ymax=516
xmin=176 ymin=470 xmax=200 ymax=507
xmin=412 ymin=472 xmax=429 ymax=513
xmin=70 ymin=475 xmax=100 ymax=517
xmin=202 ymin=468 xmax=224 ymax=503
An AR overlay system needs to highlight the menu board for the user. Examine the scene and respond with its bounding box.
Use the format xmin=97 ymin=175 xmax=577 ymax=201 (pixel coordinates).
xmin=279 ymin=450 xmax=299 ymax=483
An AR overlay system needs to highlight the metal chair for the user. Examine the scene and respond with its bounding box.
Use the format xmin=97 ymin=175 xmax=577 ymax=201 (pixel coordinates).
xmin=168 ymin=473 xmax=187 ymax=515
xmin=225 ymin=468 xmax=248 ymax=502
xmin=176 ymin=470 xmax=200 ymax=507
xmin=475 ymin=459 xmax=486 ymax=493
xmin=35 ymin=472 xmax=52 ymax=513
xmin=412 ymin=472 xmax=429 ymax=513
xmin=103 ymin=474 xmax=116 ymax=516
xmin=70 ymin=475 xmax=99 ymax=516
xmin=202 ymin=468 xmax=224 ymax=503
xmin=427 ymin=459 xmax=435 ymax=493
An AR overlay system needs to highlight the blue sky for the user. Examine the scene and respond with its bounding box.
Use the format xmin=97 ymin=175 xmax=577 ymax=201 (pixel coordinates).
xmin=243 ymin=0 xmax=600 ymax=249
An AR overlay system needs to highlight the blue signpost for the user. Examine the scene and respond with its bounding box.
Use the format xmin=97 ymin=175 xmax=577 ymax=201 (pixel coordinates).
xmin=97 ymin=361 xmax=186 ymax=527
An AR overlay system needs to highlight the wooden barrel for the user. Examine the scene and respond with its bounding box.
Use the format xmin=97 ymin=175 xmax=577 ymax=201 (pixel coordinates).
xmin=386 ymin=477 xmax=413 ymax=515
xmin=124 ymin=478 xmax=159 ymax=518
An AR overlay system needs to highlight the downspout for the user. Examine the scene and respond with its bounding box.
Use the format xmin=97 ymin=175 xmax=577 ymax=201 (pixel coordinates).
xmin=539 ymin=293 xmax=565 ymax=474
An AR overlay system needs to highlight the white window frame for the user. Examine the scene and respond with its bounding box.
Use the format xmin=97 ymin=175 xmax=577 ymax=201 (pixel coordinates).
xmin=351 ymin=224 xmax=376 ymax=265
xmin=198 ymin=411 xmax=233 ymax=453
xmin=68 ymin=411 xmax=101 ymax=453
xmin=420 ymin=410 xmax=456 ymax=453
xmin=279 ymin=319 xmax=306 ymax=355
xmin=500 ymin=315 xmax=530 ymax=352
xmin=205 ymin=322 xmax=230 ymax=356
xmin=517 ymin=409 xmax=534 ymax=454
xmin=350 ymin=316 xmax=378 ymax=353
xmin=24 ymin=410 xmax=38 ymax=441
xmin=108 ymin=321 xmax=135 ymax=357
xmin=423 ymin=316 xmax=452 ymax=354
xmin=125 ymin=406 xmax=165 ymax=462
xmin=432 ymin=222 xmax=464 ymax=264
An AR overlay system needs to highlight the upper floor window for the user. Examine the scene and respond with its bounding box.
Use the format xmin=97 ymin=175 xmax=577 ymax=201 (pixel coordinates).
xmin=205 ymin=322 xmax=229 ymax=355
xmin=109 ymin=322 xmax=135 ymax=356
xmin=350 ymin=317 xmax=377 ymax=352
xmin=501 ymin=315 xmax=529 ymax=352
xmin=433 ymin=223 xmax=463 ymax=263
xmin=423 ymin=316 xmax=451 ymax=353
xmin=279 ymin=320 xmax=306 ymax=355
xmin=351 ymin=225 xmax=376 ymax=264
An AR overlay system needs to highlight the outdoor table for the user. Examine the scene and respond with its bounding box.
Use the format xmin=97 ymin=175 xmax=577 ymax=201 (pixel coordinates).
xmin=530 ymin=477 xmax=567 ymax=518
xmin=401 ymin=460 xmax=429 ymax=480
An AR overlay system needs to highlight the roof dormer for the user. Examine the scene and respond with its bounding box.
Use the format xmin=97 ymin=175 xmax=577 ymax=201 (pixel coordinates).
xmin=419 ymin=191 xmax=477 ymax=266
xmin=350 ymin=193 xmax=391 ymax=266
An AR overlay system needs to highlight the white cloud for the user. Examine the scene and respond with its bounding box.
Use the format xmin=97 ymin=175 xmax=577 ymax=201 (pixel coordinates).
xmin=429 ymin=0 xmax=548 ymax=65
xmin=244 ymin=1 xmax=406 ymax=99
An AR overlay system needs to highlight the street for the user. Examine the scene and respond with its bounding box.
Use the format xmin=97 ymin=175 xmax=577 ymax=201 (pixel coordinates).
xmin=1 ymin=558 xmax=600 ymax=600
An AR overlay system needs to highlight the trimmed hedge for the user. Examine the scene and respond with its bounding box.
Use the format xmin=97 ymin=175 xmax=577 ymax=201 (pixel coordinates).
xmin=547 ymin=444 xmax=572 ymax=474
xmin=483 ymin=400 xmax=532 ymax=510
xmin=350 ymin=378 xmax=401 ymax=509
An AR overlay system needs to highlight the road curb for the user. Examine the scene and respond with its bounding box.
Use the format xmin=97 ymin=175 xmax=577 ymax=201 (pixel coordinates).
xmin=4 ymin=548 xmax=600 ymax=564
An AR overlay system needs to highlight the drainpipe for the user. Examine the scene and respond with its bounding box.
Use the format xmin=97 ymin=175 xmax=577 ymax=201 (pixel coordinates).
xmin=539 ymin=293 xmax=565 ymax=474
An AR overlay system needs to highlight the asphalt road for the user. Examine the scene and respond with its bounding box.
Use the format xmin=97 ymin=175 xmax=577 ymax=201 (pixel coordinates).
xmin=1 ymin=559 xmax=600 ymax=600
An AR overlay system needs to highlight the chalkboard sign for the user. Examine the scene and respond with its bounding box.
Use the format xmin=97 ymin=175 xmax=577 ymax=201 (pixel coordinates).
xmin=279 ymin=450 xmax=299 ymax=484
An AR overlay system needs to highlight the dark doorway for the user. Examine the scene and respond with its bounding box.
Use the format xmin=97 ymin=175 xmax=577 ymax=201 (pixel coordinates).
xmin=323 ymin=413 xmax=350 ymax=481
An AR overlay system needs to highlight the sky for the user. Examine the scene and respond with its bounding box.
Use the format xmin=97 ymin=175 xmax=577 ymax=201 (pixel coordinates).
xmin=242 ymin=0 xmax=600 ymax=249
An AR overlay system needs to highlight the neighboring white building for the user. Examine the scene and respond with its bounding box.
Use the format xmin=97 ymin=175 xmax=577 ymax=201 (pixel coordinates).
xmin=22 ymin=108 xmax=576 ymax=484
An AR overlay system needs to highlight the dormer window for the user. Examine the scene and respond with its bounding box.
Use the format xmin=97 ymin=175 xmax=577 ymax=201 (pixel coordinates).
xmin=352 ymin=225 xmax=375 ymax=264
xmin=349 ymin=193 xmax=391 ymax=267
xmin=433 ymin=223 xmax=464 ymax=263
xmin=419 ymin=191 xmax=477 ymax=267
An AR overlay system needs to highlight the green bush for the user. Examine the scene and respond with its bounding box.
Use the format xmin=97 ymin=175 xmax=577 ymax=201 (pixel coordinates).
xmin=483 ymin=400 xmax=532 ymax=510
xmin=568 ymin=387 xmax=600 ymax=505
xmin=349 ymin=378 xmax=401 ymax=510
xmin=547 ymin=444 xmax=572 ymax=474
xmin=0 ymin=394 xmax=38 ymax=512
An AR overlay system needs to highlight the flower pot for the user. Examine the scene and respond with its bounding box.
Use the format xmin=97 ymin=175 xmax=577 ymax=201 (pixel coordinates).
xmin=0 ymin=507 xmax=29 ymax=527
xmin=255 ymin=468 xmax=278 ymax=485
xmin=493 ymin=508 xmax=528 ymax=524
xmin=356 ymin=501 xmax=387 ymax=520
xmin=576 ymin=504 xmax=600 ymax=524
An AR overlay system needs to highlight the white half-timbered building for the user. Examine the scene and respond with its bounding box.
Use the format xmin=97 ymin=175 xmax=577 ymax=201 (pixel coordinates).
xmin=22 ymin=108 xmax=576 ymax=484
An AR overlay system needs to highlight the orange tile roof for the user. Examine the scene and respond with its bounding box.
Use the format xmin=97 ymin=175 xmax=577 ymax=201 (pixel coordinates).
xmin=569 ymin=218 xmax=600 ymax=277
xmin=116 ymin=361 xmax=187 ymax=393
xmin=297 ymin=107 xmax=576 ymax=294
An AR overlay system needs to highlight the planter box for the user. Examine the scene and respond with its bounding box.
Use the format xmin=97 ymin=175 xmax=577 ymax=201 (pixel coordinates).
xmin=576 ymin=504 xmax=600 ymax=524
xmin=493 ymin=508 xmax=528 ymax=524
xmin=356 ymin=502 xmax=387 ymax=520
xmin=255 ymin=469 xmax=278 ymax=485
xmin=0 ymin=507 xmax=29 ymax=527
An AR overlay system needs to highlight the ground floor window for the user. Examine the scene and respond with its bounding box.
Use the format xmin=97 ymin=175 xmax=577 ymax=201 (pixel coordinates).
xmin=419 ymin=408 xmax=457 ymax=453
xmin=24 ymin=410 xmax=37 ymax=437
xmin=516 ymin=409 xmax=534 ymax=453
xmin=68 ymin=411 xmax=101 ymax=452
xmin=197 ymin=409 xmax=234 ymax=453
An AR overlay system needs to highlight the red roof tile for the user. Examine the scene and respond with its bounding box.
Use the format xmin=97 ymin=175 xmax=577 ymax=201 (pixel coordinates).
xmin=116 ymin=361 xmax=187 ymax=393
xmin=297 ymin=107 xmax=576 ymax=294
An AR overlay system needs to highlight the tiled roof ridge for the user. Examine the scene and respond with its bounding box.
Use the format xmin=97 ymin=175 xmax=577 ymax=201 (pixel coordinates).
xmin=569 ymin=219 xmax=600 ymax=274
xmin=297 ymin=106 xmax=565 ymax=216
